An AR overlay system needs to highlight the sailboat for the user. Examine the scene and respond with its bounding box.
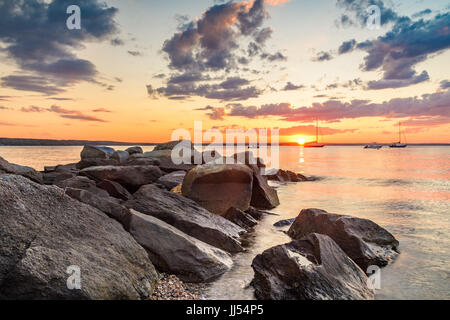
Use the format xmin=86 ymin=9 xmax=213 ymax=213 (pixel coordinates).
xmin=304 ymin=119 xmax=325 ymax=148
xmin=389 ymin=122 xmax=407 ymax=148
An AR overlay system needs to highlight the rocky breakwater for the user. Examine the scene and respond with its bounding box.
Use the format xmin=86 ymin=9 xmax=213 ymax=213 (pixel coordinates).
xmin=251 ymin=208 xmax=400 ymax=300
xmin=0 ymin=143 xmax=283 ymax=299
xmin=0 ymin=174 xmax=157 ymax=299
xmin=0 ymin=142 xmax=330 ymax=300
xmin=287 ymin=208 xmax=399 ymax=270
xmin=251 ymin=233 xmax=375 ymax=300
xmin=0 ymin=156 xmax=43 ymax=184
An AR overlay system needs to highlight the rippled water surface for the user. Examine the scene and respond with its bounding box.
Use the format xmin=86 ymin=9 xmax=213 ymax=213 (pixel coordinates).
xmin=0 ymin=145 xmax=449 ymax=300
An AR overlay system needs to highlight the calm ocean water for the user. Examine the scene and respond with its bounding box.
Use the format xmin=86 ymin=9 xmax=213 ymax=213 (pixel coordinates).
xmin=0 ymin=145 xmax=449 ymax=300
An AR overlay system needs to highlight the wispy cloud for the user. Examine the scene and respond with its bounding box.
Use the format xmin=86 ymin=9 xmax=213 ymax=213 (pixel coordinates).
xmin=92 ymin=108 xmax=113 ymax=113
xmin=21 ymin=106 xmax=46 ymax=113
xmin=18 ymin=104 xmax=110 ymax=122
xmin=198 ymin=89 xmax=450 ymax=127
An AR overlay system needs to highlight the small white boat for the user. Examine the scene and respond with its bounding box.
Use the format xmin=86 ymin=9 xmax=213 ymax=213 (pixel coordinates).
xmin=365 ymin=144 xmax=383 ymax=149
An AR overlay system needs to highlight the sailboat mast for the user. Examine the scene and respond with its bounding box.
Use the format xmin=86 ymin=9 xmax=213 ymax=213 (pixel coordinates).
xmin=316 ymin=118 xmax=319 ymax=143
xmin=399 ymin=122 xmax=401 ymax=143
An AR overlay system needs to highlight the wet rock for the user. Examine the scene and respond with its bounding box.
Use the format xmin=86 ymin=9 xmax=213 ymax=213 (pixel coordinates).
xmin=125 ymin=146 xmax=143 ymax=155
xmin=182 ymin=164 xmax=254 ymax=215
xmin=128 ymin=210 xmax=233 ymax=283
xmin=0 ymin=174 xmax=157 ymax=300
xmin=231 ymin=152 xmax=279 ymax=210
xmin=223 ymin=207 xmax=258 ymax=231
xmin=266 ymin=169 xmax=309 ymax=182
xmin=246 ymin=207 xmax=279 ymax=220
xmin=125 ymin=184 xmax=245 ymax=253
xmin=157 ymin=171 xmax=186 ymax=191
xmin=250 ymin=169 xmax=280 ymax=209
xmin=274 ymin=218 xmax=296 ymax=227
xmin=97 ymin=180 xmax=132 ymax=201
xmin=80 ymin=165 xmax=163 ymax=193
xmin=251 ymin=233 xmax=374 ymax=300
xmin=0 ymin=156 xmax=43 ymax=184
xmin=287 ymin=208 xmax=400 ymax=270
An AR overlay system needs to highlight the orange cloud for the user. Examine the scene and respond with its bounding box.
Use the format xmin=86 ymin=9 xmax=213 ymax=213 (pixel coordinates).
xmin=264 ymin=0 xmax=290 ymax=6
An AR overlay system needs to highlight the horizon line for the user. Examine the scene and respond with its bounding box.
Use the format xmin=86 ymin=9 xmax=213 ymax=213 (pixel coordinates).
xmin=0 ymin=137 xmax=449 ymax=147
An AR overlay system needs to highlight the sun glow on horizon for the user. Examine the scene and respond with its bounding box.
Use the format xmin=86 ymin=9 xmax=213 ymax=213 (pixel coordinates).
xmin=297 ymin=137 xmax=306 ymax=145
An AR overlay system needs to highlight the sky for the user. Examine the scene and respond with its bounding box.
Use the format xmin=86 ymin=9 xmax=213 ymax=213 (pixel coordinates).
xmin=0 ymin=0 xmax=449 ymax=144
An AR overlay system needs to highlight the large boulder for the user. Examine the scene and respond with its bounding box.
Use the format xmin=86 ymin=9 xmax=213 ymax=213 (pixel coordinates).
xmin=156 ymin=171 xmax=186 ymax=190
xmin=250 ymin=170 xmax=280 ymax=209
xmin=126 ymin=156 xmax=160 ymax=167
xmin=231 ymin=152 xmax=279 ymax=209
xmin=80 ymin=145 xmax=115 ymax=159
xmin=287 ymin=209 xmax=399 ymax=270
xmin=128 ymin=210 xmax=233 ymax=282
xmin=56 ymin=176 xmax=111 ymax=199
xmin=223 ymin=207 xmax=258 ymax=231
xmin=111 ymin=150 xmax=129 ymax=165
xmin=80 ymin=165 xmax=163 ymax=193
xmin=0 ymin=175 xmax=157 ymax=300
xmin=125 ymin=184 xmax=245 ymax=253
xmin=182 ymin=164 xmax=254 ymax=215
xmin=245 ymin=207 xmax=277 ymax=220
xmin=43 ymin=171 xmax=76 ymax=185
xmin=97 ymin=180 xmax=132 ymax=201
xmin=251 ymin=233 xmax=374 ymax=300
xmin=153 ymin=140 xmax=192 ymax=151
xmin=64 ymin=188 xmax=131 ymax=226
xmin=143 ymin=150 xmax=195 ymax=172
xmin=0 ymin=156 xmax=43 ymax=184
xmin=42 ymin=163 xmax=78 ymax=185
xmin=78 ymin=146 xmax=118 ymax=170
xmin=76 ymin=158 xmax=118 ymax=170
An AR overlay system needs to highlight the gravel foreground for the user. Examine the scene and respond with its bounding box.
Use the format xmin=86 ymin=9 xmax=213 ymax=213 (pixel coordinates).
xmin=150 ymin=273 xmax=205 ymax=300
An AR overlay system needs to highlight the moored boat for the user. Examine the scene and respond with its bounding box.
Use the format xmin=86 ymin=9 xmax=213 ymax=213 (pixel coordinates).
xmin=364 ymin=143 xmax=383 ymax=149
xmin=304 ymin=119 xmax=325 ymax=148
xmin=390 ymin=122 xmax=408 ymax=148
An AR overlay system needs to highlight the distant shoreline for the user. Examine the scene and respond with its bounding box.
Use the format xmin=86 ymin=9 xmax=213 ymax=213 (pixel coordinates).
xmin=0 ymin=138 xmax=448 ymax=147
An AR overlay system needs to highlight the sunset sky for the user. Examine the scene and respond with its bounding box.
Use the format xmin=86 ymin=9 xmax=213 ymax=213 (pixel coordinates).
xmin=0 ymin=0 xmax=449 ymax=143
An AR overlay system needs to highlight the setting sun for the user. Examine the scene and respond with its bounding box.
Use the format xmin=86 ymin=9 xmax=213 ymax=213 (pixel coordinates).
xmin=297 ymin=137 xmax=306 ymax=145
